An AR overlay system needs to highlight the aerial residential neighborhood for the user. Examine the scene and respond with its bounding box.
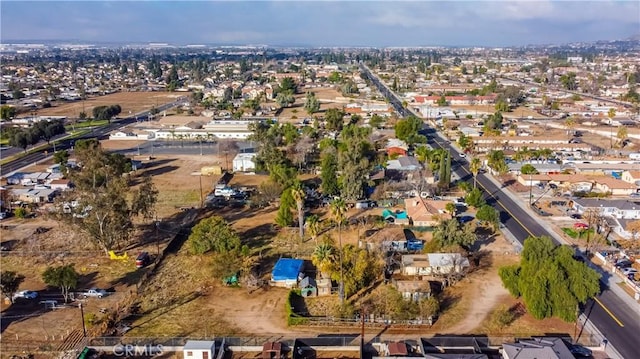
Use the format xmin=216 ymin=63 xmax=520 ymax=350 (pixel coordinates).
xmin=1 ymin=2 xmax=640 ymax=359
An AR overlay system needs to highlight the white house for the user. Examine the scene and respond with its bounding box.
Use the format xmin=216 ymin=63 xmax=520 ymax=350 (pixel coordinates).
xmin=183 ymin=340 xmax=218 ymax=359
xmin=232 ymin=153 xmax=256 ymax=172
xmin=401 ymin=253 xmax=470 ymax=276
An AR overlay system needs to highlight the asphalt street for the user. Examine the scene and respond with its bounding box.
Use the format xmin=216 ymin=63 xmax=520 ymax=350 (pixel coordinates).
xmin=361 ymin=63 xmax=640 ymax=358
xmin=0 ymin=99 xmax=183 ymax=176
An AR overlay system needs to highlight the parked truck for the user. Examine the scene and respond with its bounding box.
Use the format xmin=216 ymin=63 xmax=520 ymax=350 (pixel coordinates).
xmin=81 ymin=288 xmax=108 ymax=298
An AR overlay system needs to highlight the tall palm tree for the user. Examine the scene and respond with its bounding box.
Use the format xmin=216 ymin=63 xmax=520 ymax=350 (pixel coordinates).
xmin=312 ymin=242 xmax=336 ymax=279
xmin=470 ymin=157 xmax=482 ymax=189
xmin=329 ymin=198 xmax=347 ymax=303
xmin=306 ymin=215 xmax=320 ymax=244
xmin=291 ymin=183 xmax=306 ymax=242
xmin=564 ymin=117 xmax=576 ymax=138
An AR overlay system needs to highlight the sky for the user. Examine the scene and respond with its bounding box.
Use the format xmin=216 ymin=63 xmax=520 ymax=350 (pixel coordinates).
xmin=1 ymin=1 xmax=639 ymax=47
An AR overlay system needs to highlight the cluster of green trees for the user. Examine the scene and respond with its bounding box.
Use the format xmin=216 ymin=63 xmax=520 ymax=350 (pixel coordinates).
xmin=394 ymin=116 xmax=426 ymax=146
xmin=92 ymin=104 xmax=122 ymax=122
xmin=486 ymin=150 xmax=509 ymax=174
xmin=311 ymin=236 xmax=380 ymax=299
xmin=186 ymin=215 xmax=250 ymax=280
xmin=499 ymin=236 xmax=600 ymax=322
xmin=1 ymin=265 xmax=81 ymax=305
xmin=274 ymin=77 xmax=297 ymax=108
xmin=55 ymin=139 xmax=158 ymax=256
xmin=3 ymin=119 xmax=65 ymax=152
xmin=1 ymin=105 xmax=17 ymax=120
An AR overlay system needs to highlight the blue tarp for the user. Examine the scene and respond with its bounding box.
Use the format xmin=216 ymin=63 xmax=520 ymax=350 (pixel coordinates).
xmin=272 ymin=258 xmax=304 ymax=281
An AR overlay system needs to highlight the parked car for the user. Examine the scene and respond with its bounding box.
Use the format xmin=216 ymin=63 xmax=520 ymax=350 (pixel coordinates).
xmin=630 ymin=192 xmax=640 ymax=198
xmin=570 ymin=213 xmax=582 ymax=219
xmin=573 ymin=222 xmax=589 ymax=230
xmin=13 ymin=290 xmax=39 ymax=300
xmin=569 ymin=344 xmax=592 ymax=357
xmin=615 ymin=259 xmax=633 ymax=269
xmin=136 ymin=252 xmax=151 ymax=268
xmin=621 ymin=267 xmax=638 ymax=276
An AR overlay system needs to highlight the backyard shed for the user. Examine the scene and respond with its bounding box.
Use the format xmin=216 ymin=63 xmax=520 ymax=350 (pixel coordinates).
xmin=271 ymin=258 xmax=304 ymax=288
xmin=316 ymin=278 xmax=332 ymax=296
xmin=183 ymin=340 xmax=216 ymax=359
xmin=299 ymin=276 xmax=317 ymax=297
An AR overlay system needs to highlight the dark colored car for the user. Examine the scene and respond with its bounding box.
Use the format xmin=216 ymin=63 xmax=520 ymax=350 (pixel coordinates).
xmin=570 ymin=213 xmax=582 ymax=219
xmin=136 ymin=252 xmax=151 ymax=268
xmin=569 ymin=344 xmax=592 ymax=357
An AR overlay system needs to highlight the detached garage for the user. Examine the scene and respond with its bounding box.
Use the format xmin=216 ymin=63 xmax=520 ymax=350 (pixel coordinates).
xmin=271 ymin=258 xmax=304 ymax=288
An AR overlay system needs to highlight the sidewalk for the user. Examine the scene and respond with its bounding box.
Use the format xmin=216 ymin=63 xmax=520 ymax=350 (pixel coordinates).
xmin=484 ymin=172 xmax=640 ymax=316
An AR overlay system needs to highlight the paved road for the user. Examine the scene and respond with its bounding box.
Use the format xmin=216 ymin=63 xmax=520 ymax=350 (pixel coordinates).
xmin=0 ymin=99 xmax=184 ymax=177
xmin=361 ymin=63 xmax=640 ymax=359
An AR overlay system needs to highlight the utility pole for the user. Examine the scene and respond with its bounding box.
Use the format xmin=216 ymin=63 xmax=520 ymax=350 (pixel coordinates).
xmin=199 ymin=175 xmax=204 ymax=208
xmin=79 ymin=303 xmax=87 ymax=337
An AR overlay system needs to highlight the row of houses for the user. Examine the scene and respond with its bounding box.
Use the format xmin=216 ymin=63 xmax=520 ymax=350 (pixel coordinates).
xmin=109 ymin=118 xmax=260 ymax=140
xmin=518 ymin=172 xmax=640 ymax=196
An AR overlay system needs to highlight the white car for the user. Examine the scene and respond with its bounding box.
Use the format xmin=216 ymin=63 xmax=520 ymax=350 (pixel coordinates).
xmin=459 ymin=153 xmax=466 ymax=158
xmin=13 ymin=290 xmax=39 ymax=300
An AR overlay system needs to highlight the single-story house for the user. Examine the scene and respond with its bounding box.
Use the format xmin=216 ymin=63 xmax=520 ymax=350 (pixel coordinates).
xmin=593 ymin=177 xmax=637 ymax=196
xmin=572 ymin=198 xmax=640 ymax=220
xmin=47 ymin=164 xmax=62 ymax=174
xmin=502 ymin=337 xmax=574 ymax=359
xmin=404 ymin=197 xmax=453 ymax=227
xmin=49 ymin=179 xmax=72 ymax=191
xmin=271 ymin=258 xmax=304 ymax=288
xmin=394 ymin=280 xmax=433 ymax=302
xmin=232 ymin=153 xmax=256 ymax=172
xmin=401 ymin=253 xmax=470 ymax=276
xmin=387 ymin=156 xmax=422 ymax=171
xmin=423 ymin=354 xmax=487 ymax=359
xmin=183 ymin=340 xmax=221 ymax=359
xmin=12 ymin=188 xmax=58 ymax=204
xmin=621 ymin=170 xmax=640 ymax=187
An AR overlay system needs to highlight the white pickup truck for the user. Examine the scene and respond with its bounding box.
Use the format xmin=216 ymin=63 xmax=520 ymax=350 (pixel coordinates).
xmin=81 ymin=288 xmax=108 ymax=298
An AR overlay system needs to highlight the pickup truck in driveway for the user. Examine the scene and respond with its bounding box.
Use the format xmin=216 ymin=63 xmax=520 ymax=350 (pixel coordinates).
xmin=81 ymin=288 xmax=108 ymax=298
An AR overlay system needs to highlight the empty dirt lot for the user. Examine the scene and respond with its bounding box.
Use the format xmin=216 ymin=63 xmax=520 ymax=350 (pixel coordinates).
xmin=36 ymin=92 xmax=182 ymax=118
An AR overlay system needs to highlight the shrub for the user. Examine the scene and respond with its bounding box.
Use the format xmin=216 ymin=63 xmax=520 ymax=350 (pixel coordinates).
xmin=285 ymin=290 xmax=309 ymax=326
xmin=493 ymin=305 xmax=515 ymax=327
xmin=14 ymin=207 xmax=26 ymax=219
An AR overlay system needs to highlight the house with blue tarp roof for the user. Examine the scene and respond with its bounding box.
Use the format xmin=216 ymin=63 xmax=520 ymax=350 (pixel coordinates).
xmin=271 ymin=258 xmax=304 ymax=288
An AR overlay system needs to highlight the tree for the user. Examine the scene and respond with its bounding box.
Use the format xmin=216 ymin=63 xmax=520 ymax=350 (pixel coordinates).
xmin=42 ymin=264 xmax=79 ymax=303
xmin=291 ymin=182 xmax=306 ymax=241
xmin=520 ymin=164 xmax=539 ymax=175
xmin=12 ymin=132 xmax=28 ymax=153
xmin=304 ymin=92 xmax=320 ymax=116
xmin=131 ymin=175 xmax=159 ymax=222
xmin=187 ymin=216 xmax=241 ymax=255
xmin=564 ymin=117 xmax=576 ymax=138
xmin=433 ymin=218 xmax=476 ymax=249
xmin=499 ymin=236 xmax=600 ymax=322
xmin=324 ymin=108 xmax=345 ymax=132
xmin=487 ymin=150 xmax=508 ymax=174
xmin=369 ymin=114 xmax=384 ymax=129
xmin=0 ymin=271 xmax=25 ymax=303
xmin=470 ymin=157 xmax=482 ymax=189
xmin=476 ymin=204 xmax=500 ymax=231
xmin=394 ymin=116 xmax=424 ymax=145
xmin=320 ymin=148 xmax=340 ymax=196
xmin=465 ymin=188 xmax=486 ymax=209
xmin=306 ymin=215 xmax=321 ymax=244
xmin=275 ymin=188 xmax=295 ymax=228
xmin=436 ymin=95 xmax=447 ymax=106
xmin=617 ymin=126 xmax=628 ymax=147
xmin=312 ymin=241 xmax=336 ymax=279
xmin=445 ymin=202 xmax=457 ymax=216
xmin=50 ymin=149 xmax=69 ymax=165
xmin=1 ymin=105 xmax=17 ymax=120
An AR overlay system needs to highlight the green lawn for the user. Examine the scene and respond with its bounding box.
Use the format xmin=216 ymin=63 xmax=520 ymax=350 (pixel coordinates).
xmin=0 ymin=138 xmax=8 ymax=146
xmin=65 ymin=119 xmax=109 ymax=131
xmin=562 ymin=227 xmax=594 ymax=239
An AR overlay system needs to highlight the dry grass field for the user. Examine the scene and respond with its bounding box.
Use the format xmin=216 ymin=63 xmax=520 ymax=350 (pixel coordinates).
xmin=36 ymin=92 xmax=182 ymax=118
